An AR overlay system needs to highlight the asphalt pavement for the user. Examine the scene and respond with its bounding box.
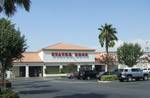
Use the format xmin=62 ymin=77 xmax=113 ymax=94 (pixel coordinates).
xmin=10 ymin=77 xmax=150 ymax=98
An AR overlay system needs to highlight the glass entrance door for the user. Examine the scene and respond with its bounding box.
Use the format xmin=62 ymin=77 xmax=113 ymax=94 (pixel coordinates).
xmin=29 ymin=66 xmax=42 ymax=77
xmin=19 ymin=66 xmax=25 ymax=77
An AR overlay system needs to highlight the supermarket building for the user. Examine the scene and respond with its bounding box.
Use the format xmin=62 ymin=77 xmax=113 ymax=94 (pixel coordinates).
xmin=12 ymin=43 xmax=108 ymax=78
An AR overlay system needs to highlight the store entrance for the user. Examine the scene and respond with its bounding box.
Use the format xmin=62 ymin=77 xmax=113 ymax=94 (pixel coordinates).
xmin=95 ymin=65 xmax=105 ymax=72
xmin=80 ymin=65 xmax=92 ymax=70
xmin=19 ymin=66 xmax=25 ymax=77
xmin=29 ymin=66 xmax=42 ymax=77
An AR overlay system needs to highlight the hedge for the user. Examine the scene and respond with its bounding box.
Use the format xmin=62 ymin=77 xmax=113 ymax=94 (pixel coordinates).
xmin=0 ymin=89 xmax=20 ymax=98
xmin=149 ymin=73 xmax=150 ymax=78
xmin=100 ymin=75 xmax=118 ymax=81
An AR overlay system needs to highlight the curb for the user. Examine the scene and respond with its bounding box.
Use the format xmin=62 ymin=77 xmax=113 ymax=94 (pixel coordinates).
xmin=97 ymin=81 xmax=112 ymax=83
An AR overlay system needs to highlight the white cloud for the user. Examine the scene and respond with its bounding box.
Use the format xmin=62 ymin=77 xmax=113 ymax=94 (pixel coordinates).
xmin=131 ymin=39 xmax=150 ymax=52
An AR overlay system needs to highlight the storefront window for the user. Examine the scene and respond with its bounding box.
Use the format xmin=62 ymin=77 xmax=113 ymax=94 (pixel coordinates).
xmin=45 ymin=66 xmax=59 ymax=74
xmin=62 ymin=66 xmax=77 ymax=73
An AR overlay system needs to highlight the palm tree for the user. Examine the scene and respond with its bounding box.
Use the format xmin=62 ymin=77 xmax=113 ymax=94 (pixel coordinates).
xmin=98 ymin=23 xmax=118 ymax=72
xmin=0 ymin=0 xmax=31 ymax=16
xmin=98 ymin=23 xmax=118 ymax=54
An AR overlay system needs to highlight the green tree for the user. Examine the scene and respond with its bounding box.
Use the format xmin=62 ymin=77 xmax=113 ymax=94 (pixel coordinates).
xmin=0 ymin=18 xmax=27 ymax=90
xmin=99 ymin=54 xmax=115 ymax=72
xmin=0 ymin=0 xmax=31 ymax=16
xmin=117 ymin=43 xmax=143 ymax=67
xmin=98 ymin=23 xmax=118 ymax=71
xmin=145 ymin=55 xmax=150 ymax=62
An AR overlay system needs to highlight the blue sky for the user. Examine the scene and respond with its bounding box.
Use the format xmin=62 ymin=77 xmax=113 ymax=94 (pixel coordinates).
xmin=1 ymin=0 xmax=150 ymax=51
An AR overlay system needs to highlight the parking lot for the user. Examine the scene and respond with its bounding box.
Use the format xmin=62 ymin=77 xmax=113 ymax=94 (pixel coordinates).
xmin=11 ymin=77 xmax=150 ymax=98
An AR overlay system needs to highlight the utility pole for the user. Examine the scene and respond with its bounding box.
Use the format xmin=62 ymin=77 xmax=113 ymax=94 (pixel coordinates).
xmin=145 ymin=41 xmax=150 ymax=53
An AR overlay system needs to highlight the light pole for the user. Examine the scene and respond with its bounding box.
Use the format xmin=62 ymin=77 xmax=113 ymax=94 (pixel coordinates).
xmin=145 ymin=41 xmax=150 ymax=52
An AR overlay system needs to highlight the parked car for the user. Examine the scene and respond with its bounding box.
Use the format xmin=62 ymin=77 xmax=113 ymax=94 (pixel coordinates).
xmin=143 ymin=68 xmax=150 ymax=73
xmin=77 ymin=70 xmax=99 ymax=80
xmin=98 ymin=69 xmax=123 ymax=80
xmin=97 ymin=71 xmax=109 ymax=80
xmin=67 ymin=72 xmax=79 ymax=79
xmin=118 ymin=67 xmax=149 ymax=82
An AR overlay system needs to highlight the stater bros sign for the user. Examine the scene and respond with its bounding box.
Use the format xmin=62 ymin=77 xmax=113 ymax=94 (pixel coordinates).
xmin=51 ymin=52 xmax=88 ymax=57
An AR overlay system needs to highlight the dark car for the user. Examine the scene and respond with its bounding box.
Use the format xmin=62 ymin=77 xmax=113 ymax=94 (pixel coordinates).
xmin=97 ymin=69 xmax=123 ymax=80
xmin=77 ymin=70 xmax=98 ymax=80
xmin=67 ymin=72 xmax=79 ymax=79
xmin=97 ymin=71 xmax=111 ymax=80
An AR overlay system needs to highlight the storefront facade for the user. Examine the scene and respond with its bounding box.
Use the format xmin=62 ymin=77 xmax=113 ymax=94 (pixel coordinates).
xmin=12 ymin=43 xmax=106 ymax=78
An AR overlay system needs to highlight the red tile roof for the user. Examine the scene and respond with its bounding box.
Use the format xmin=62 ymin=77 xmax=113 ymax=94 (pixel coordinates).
xmin=14 ymin=52 xmax=42 ymax=63
xmin=42 ymin=43 xmax=95 ymax=51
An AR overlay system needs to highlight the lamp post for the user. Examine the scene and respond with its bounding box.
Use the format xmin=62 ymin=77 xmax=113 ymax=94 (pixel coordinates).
xmin=145 ymin=41 xmax=150 ymax=52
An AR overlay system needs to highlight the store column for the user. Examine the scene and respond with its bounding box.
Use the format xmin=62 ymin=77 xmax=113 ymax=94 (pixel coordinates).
xmin=59 ymin=65 xmax=63 ymax=73
xmin=77 ymin=64 xmax=81 ymax=72
xmin=105 ymin=64 xmax=108 ymax=72
xmin=43 ymin=65 xmax=46 ymax=77
xmin=25 ymin=65 xmax=29 ymax=78
xmin=92 ymin=64 xmax=95 ymax=70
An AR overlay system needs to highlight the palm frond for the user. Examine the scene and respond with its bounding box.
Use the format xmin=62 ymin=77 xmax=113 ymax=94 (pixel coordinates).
xmin=3 ymin=0 xmax=31 ymax=16
xmin=4 ymin=0 xmax=16 ymax=16
xmin=22 ymin=0 xmax=31 ymax=11
xmin=98 ymin=23 xmax=118 ymax=51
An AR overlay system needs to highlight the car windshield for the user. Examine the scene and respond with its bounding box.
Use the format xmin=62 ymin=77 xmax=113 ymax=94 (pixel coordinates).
xmin=119 ymin=69 xmax=124 ymax=72
xmin=124 ymin=69 xmax=128 ymax=72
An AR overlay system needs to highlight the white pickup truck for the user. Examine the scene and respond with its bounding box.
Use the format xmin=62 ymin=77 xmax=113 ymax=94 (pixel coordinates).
xmin=118 ymin=67 xmax=149 ymax=82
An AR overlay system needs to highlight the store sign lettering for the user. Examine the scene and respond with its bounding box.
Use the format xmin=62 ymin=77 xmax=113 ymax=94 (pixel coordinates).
xmin=51 ymin=52 xmax=88 ymax=57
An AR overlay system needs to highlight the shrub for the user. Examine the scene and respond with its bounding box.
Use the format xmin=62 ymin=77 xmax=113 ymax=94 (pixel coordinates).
xmin=0 ymin=89 xmax=20 ymax=98
xmin=100 ymin=75 xmax=118 ymax=81
xmin=0 ymin=80 xmax=12 ymax=88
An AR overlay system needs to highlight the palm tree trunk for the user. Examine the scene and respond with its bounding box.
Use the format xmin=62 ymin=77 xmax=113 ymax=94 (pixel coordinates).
xmin=105 ymin=42 xmax=109 ymax=73
xmin=106 ymin=46 xmax=108 ymax=54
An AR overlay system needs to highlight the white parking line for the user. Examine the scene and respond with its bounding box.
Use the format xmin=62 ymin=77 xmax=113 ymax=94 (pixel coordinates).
xmin=97 ymin=81 xmax=112 ymax=83
xmin=135 ymin=82 xmax=150 ymax=85
xmin=50 ymin=80 xmax=96 ymax=84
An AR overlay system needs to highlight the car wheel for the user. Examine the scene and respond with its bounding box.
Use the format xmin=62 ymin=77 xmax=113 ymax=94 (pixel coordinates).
xmin=127 ymin=76 xmax=132 ymax=82
xmin=143 ymin=75 xmax=148 ymax=81
xmin=136 ymin=78 xmax=140 ymax=81
xmin=119 ymin=79 xmax=124 ymax=82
